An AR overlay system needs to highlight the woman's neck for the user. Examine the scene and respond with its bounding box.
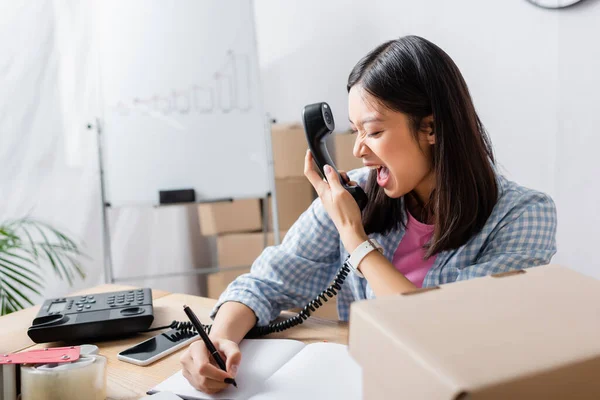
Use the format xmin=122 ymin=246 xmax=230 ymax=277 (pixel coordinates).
xmin=406 ymin=172 xmax=436 ymax=224
xmin=405 ymin=194 xmax=433 ymax=224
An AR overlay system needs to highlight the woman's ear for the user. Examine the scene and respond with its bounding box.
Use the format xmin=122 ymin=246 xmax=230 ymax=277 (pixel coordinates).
xmin=420 ymin=115 xmax=435 ymax=145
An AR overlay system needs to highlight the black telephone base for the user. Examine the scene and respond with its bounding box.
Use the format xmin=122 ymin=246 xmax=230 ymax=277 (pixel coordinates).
xmin=27 ymin=288 xmax=154 ymax=344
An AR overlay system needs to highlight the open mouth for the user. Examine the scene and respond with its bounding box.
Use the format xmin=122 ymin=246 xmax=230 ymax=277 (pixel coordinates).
xmin=367 ymin=165 xmax=390 ymax=187
xmin=368 ymin=165 xmax=390 ymax=187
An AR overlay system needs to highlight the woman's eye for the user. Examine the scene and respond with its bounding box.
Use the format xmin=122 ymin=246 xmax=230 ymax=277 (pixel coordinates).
xmin=350 ymin=129 xmax=358 ymax=135
xmin=367 ymin=131 xmax=382 ymax=137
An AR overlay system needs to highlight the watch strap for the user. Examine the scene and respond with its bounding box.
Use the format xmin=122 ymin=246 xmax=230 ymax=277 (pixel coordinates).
xmin=347 ymin=238 xmax=383 ymax=278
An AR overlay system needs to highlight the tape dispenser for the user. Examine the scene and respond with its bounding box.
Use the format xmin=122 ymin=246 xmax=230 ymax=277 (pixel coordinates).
xmin=1 ymin=344 xmax=106 ymax=400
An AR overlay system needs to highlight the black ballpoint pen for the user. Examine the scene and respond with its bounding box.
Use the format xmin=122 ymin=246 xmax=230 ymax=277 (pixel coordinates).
xmin=183 ymin=305 xmax=238 ymax=388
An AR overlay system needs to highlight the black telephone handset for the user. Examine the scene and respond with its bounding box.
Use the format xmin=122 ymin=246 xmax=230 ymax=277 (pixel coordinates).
xmin=302 ymin=102 xmax=368 ymax=210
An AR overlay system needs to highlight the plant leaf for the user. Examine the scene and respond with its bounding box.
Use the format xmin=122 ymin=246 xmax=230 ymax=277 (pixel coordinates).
xmin=0 ymin=261 xmax=42 ymax=295
xmin=39 ymin=244 xmax=65 ymax=281
xmin=4 ymin=294 xmax=22 ymax=314
xmin=63 ymin=253 xmax=86 ymax=279
xmin=0 ymin=257 xmax=43 ymax=284
xmin=45 ymin=245 xmax=74 ymax=285
xmin=29 ymin=220 xmax=79 ymax=252
xmin=40 ymin=244 xmax=73 ymax=285
xmin=37 ymin=243 xmax=85 ymax=283
xmin=17 ymin=224 xmax=39 ymax=259
xmin=31 ymin=224 xmax=73 ymax=282
xmin=0 ymin=256 xmax=43 ymax=280
xmin=0 ymin=217 xmax=86 ymax=315
xmin=0 ymin=278 xmax=31 ymax=310
xmin=2 ymin=250 xmax=38 ymax=267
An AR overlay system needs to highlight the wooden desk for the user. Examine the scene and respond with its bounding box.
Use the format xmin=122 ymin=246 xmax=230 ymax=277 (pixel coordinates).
xmin=1 ymin=285 xmax=348 ymax=400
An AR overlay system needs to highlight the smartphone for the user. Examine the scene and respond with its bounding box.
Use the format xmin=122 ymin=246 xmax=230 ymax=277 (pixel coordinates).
xmin=117 ymin=328 xmax=199 ymax=366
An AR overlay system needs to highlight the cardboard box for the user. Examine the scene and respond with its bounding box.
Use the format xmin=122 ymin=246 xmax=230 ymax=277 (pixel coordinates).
xmin=198 ymin=198 xmax=262 ymax=236
xmin=333 ymin=132 xmax=363 ymax=172
xmin=267 ymin=178 xmax=315 ymax=231
xmin=271 ymin=123 xmax=307 ymax=178
xmin=207 ymin=267 xmax=250 ymax=299
xmin=210 ymin=230 xmax=286 ymax=298
xmin=216 ymin=231 xmax=287 ymax=268
xmin=349 ymin=265 xmax=600 ymax=399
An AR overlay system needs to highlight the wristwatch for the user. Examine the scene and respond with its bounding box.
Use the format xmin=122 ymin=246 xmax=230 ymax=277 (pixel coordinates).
xmin=346 ymin=238 xmax=384 ymax=278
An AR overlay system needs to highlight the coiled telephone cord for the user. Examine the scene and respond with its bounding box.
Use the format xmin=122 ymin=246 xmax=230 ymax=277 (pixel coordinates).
xmin=144 ymin=262 xmax=350 ymax=338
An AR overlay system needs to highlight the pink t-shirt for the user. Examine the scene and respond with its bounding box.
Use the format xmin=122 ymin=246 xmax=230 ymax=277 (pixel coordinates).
xmin=392 ymin=210 xmax=437 ymax=288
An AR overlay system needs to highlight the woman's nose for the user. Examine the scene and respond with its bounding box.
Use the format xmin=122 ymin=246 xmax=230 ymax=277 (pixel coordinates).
xmin=353 ymin=135 xmax=368 ymax=159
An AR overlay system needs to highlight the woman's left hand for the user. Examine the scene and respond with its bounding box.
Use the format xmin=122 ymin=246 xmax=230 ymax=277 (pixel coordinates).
xmin=304 ymin=150 xmax=368 ymax=252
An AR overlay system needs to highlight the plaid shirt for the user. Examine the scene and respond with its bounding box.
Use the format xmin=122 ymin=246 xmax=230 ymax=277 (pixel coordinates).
xmin=211 ymin=168 xmax=557 ymax=325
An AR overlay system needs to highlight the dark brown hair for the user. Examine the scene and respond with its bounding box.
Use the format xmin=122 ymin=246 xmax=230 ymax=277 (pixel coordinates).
xmin=348 ymin=35 xmax=498 ymax=257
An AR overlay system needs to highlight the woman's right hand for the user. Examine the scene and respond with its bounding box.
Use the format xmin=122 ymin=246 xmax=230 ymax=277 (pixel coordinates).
xmin=179 ymin=337 xmax=242 ymax=394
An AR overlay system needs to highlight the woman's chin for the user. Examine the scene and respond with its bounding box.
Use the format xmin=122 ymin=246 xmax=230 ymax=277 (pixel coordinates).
xmin=382 ymin=185 xmax=403 ymax=199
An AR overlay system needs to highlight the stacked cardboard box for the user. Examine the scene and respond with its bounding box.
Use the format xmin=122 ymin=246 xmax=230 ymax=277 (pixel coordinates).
xmin=209 ymin=228 xmax=337 ymax=320
xmin=270 ymin=123 xmax=338 ymax=319
xmin=333 ymin=131 xmax=363 ymax=172
xmin=198 ymin=123 xmax=339 ymax=319
xmin=197 ymin=198 xmax=263 ymax=299
xmin=207 ymin=230 xmax=287 ymax=298
xmin=197 ymin=198 xmax=262 ymax=236
xmin=199 ymin=124 xmax=312 ymax=300
xmin=266 ymin=178 xmax=314 ymax=231
xmin=268 ymin=123 xmax=316 ymax=230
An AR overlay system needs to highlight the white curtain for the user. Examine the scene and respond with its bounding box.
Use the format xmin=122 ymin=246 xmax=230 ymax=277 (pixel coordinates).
xmin=0 ymin=1 xmax=210 ymax=303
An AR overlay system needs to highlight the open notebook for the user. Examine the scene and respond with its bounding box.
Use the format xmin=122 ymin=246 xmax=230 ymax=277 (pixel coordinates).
xmin=148 ymin=339 xmax=362 ymax=400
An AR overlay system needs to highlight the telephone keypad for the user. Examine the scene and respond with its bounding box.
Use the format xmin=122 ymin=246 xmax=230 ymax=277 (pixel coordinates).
xmin=41 ymin=289 xmax=150 ymax=315
xmin=29 ymin=288 xmax=154 ymax=343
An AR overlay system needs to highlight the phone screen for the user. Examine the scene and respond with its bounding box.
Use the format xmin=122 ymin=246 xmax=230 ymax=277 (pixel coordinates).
xmin=119 ymin=329 xmax=197 ymax=361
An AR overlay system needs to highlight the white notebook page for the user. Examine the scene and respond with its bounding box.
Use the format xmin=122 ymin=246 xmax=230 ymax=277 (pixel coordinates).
xmin=248 ymin=342 xmax=362 ymax=400
xmin=149 ymin=339 xmax=305 ymax=400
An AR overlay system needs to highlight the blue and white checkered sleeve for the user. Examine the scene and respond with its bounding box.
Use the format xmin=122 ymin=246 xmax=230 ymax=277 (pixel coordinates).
xmin=456 ymin=192 xmax=558 ymax=281
xmin=209 ymin=198 xmax=342 ymax=326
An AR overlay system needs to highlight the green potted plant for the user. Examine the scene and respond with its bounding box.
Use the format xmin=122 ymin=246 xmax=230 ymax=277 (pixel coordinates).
xmin=0 ymin=217 xmax=85 ymax=315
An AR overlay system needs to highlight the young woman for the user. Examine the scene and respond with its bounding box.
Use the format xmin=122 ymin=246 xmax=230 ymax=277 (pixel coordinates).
xmin=180 ymin=35 xmax=557 ymax=393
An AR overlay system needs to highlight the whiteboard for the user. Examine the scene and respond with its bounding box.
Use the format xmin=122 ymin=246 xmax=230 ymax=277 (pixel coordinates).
xmin=96 ymin=0 xmax=270 ymax=207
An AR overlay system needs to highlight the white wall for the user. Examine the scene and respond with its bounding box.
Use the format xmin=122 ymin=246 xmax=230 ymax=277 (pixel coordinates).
xmin=253 ymin=0 xmax=600 ymax=277
xmin=555 ymin=0 xmax=600 ymax=277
